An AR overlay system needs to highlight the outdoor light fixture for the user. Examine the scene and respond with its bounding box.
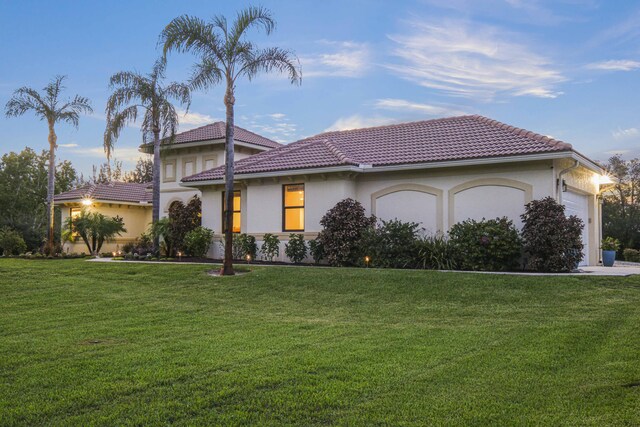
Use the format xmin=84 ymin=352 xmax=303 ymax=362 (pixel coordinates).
xmin=177 ymin=251 xmax=182 ymax=261
xmin=561 ymin=179 xmax=567 ymax=192
xmin=364 ymin=256 xmax=370 ymax=268
xmin=598 ymin=174 xmax=614 ymax=185
xmin=112 ymin=252 xmax=116 ymax=257
xmin=82 ymin=198 xmax=92 ymax=206
xmin=245 ymin=254 xmax=252 ymax=263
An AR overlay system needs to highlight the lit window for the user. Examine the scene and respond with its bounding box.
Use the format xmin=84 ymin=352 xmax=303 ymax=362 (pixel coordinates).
xmin=70 ymin=207 xmax=81 ymax=235
xmin=283 ymin=184 xmax=304 ymax=231
xmin=222 ymin=191 xmax=241 ymax=233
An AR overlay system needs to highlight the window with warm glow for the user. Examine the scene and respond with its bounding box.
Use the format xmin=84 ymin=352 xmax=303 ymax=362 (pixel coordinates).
xmin=70 ymin=207 xmax=81 ymax=235
xmin=222 ymin=191 xmax=241 ymax=233
xmin=283 ymin=184 xmax=304 ymax=231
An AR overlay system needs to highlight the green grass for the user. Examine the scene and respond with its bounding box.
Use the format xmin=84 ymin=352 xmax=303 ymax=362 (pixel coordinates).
xmin=1 ymin=259 xmax=639 ymax=426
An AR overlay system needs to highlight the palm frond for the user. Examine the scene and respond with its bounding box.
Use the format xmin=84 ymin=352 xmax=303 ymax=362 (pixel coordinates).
xmin=103 ymin=105 xmax=139 ymax=158
xmin=229 ymin=6 xmax=275 ymax=47
xmin=163 ymin=82 xmax=192 ymax=111
xmin=151 ymin=57 xmax=167 ymax=81
xmin=158 ymin=100 xmax=179 ymax=143
xmin=188 ymin=58 xmax=224 ymax=92
xmin=238 ymin=47 xmax=302 ymax=85
xmin=160 ymin=15 xmax=223 ymax=63
xmin=44 ymin=75 xmax=66 ymax=108
xmin=5 ymin=86 xmax=48 ymax=118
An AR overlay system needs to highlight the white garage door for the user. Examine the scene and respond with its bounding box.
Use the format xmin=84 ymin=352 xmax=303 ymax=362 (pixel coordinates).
xmin=563 ymin=191 xmax=589 ymax=266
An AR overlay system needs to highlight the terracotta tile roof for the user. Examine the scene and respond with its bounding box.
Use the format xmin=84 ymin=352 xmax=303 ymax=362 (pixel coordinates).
xmin=182 ymin=115 xmax=574 ymax=183
xmin=54 ymin=182 xmax=153 ymax=204
xmin=170 ymin=122 xmax=282 ymax=149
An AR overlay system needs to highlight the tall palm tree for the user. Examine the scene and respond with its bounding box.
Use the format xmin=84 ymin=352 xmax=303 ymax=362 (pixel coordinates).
xmin=104 ymin=58 xmax=191 ymax=248
xmin=5 ymin=75 xmax=92 ymax=251
xmin=161 ymin=6 xmax=301 ymax=275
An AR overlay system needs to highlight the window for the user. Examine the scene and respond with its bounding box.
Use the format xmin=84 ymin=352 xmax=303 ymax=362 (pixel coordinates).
xmin=222 ymin=191 xmax=241 ymax=233
xmin=283 ymin=184 xmax=304 ymax=231
xmin=70 ymin=207 xmax=81 ymax=235
xmin=163 ymin=159 xmax=176 ymax=183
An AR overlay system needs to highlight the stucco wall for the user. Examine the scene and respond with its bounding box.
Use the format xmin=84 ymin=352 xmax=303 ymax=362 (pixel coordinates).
xmin=59 ymin=202 xmax=152 ymax=254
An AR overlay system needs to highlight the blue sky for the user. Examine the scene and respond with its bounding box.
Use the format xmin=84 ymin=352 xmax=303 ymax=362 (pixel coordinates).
xmin=1 ymin=0 xmax=639 ymax=176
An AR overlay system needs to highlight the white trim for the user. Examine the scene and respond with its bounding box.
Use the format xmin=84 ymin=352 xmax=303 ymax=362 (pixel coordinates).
xmin=141 ymin=138 xmax=277 ymax=154
xmin=179 ymin=151 xmax=604 ymax=187
xmin=54 ymin=199 xmax=152 ymax=207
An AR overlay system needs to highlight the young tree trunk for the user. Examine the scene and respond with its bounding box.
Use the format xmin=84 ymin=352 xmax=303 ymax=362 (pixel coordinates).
xmin=221 ymin=85 xmax=236 ymax=276
xmin=152 ymin=128 xmax=161 ymax=250
xmin=47 ymin=122 xmax=57 ymax=253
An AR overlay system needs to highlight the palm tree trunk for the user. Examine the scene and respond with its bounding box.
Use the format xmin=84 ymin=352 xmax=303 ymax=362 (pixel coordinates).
xmin=152 ymin=129 xmax=161 ymax=250
xmin=221 ymin=85 xmax=236 ymax=276
xmin=47 ymin=122 xmax=57 ymax=253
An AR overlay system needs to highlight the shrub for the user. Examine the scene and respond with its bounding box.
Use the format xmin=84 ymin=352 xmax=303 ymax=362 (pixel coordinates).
xmin=520 ymin=197 xmax=584 ymax=272
xmin=167 ymin=196 xmax=201 ymax=255
xmin=232 ymin=233 xmax=258 ymax=261
xmin=449 ymin=217 xmax=522 ymax=271
xmin=65 ymin=210 xmax=127 ymax=255
xmin=0 ymin=227 xmax=27 ymax=256
xmin=308 ymin=239 xmax=324 ymax=264
xmin=317 ymin=198 xmax=376 ymax=266
xmin=413 ymin=234 xmax=458 ymax=270
xmin=285 ymin=234 xmax=307 ymax=264
xmin=133 ymin=232 xmax=154 ymax=256
xmin=601 ymin=237 xmax=620 ymax=251
xmin=623 ymin=248 xmax=640 ymax=262
xmin=121 ymin=241 xmax=135 ymax=254
xmin=261 ymin=233 xmax=280 ymax=261
xmin=359 ymin=219 xmax=421 ymax=268
xmin=183 ymin=226 xmax=214 ymax=258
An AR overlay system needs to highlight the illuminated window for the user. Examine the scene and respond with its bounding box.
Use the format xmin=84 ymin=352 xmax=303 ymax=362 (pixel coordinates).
xmin=283 ymin=184 xmax=304 ymax=231
xmin=222 ymin=191 xmax=241 ymax=233
xmin=70 ymin=207 xmax=81 ymax=235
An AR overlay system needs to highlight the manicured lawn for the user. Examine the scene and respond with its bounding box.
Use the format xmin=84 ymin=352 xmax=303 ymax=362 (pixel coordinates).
xmin=1 ymin=259 xmax=639 ymax=426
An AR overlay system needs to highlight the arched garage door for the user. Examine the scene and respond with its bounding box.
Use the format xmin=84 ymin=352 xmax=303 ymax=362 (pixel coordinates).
xmin=563 ymin=191 xmax=590 ymax=266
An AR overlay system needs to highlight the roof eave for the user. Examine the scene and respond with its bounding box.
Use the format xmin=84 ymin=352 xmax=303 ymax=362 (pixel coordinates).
xmin=54 ymin=198 xmax=153 ymax=206
xmin=139 ymin=138 xmax=278 ymax=154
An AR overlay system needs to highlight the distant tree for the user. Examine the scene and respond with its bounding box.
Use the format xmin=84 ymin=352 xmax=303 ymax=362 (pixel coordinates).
xmin=5 ymin=76 xmax=92 ymax=251
xmin=161 ymin=5 xmax=301 ymax=275
xmin=104 ymin=58 xmax=190 ymax=248
xmin=123 ymin=157 xmax=153 ymax=183
xmin=0 ymin=148 xmax=78 ymax=249
xmin=602 ymin=155 xmax=640 ymax=250
xmin=91 ymin=160 xmax=123 ymax=184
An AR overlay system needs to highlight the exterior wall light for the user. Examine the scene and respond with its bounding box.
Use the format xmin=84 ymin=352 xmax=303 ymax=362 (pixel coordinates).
xmin=82 ymin=198 xmax=92 ymax=206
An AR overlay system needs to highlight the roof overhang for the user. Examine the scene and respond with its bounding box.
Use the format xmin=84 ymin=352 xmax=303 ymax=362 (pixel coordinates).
xmin=180 ymin=150 xmax=604 ymax=187
xmin=139 ymin=138 xmax=277 ymax=154
xmin=54 ymin=198 xmax=152 ymax=207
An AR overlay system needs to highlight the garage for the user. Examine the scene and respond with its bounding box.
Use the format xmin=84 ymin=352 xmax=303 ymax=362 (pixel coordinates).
xmin=563 ymin=190 xmax=590 ymax=266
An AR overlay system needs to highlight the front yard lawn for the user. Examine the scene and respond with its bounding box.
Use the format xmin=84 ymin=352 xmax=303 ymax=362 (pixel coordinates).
xmin=1 ymin=259 xmax=639 ymax=425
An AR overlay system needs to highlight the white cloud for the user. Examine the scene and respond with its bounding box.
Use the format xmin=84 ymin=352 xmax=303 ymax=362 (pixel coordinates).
xmin=177 ymin=109 xmax=218 ymax=130
xmin=268 ymin=113 xmax=286 ymax=120
xmin=69 ymin=146 xmax=143 ymax=163
xmin=386 ymin=20 xmax=565 ymax=100
xmin=612 ymin=128 xmax=639 ymax=139
xmin=244 ymin=113 xmax=299 ymax=143
xmin=325 ymin=115 xmax=398 ymax=132
xmin=58 ymin=143 xmax=79 ymax=148
xmin=301 ymin=40 xmax=371 ymax=78
xmin=587 ymin=60 xmax=640 ymax=71
xmin=373 ymin=98 xmax=468 ymax=117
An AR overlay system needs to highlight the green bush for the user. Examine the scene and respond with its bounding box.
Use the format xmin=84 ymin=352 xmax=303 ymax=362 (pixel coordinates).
xmin=232 ymin=233 xmax=258 ymax=261
xmin=261 ymin=233 xmax=280 ymax=262
xmin=601 ymin=237 xmax=620 ymax=251
xmin=308 ymin=239 xmax=324 ymax=264
xmin=359 ymin=219 xmax=421 ymax=268
xmin=285 ymin=234 xmax=307 ymax=264
xmin=183 ymin=226 xmax=214 ymax=258
xmin=413 ymin=234 xmax=458 ymax=270
xmin=317 ymin=198 xmax=376 ymax=266
xmin=449 ymin=217 xmax=522 ymax=271
xmin=521 ymin=197 xmax=584 ymax=272
xmin=0 ymin=226 xmax=28 ymax=256
xmin=623 ymin=248 xmax=640 ymax=262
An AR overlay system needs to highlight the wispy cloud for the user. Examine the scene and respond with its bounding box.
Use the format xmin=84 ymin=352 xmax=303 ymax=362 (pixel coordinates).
xmin=177 ymin=109 xmax=218 ymax=130
xmin=588 ymin=8 xmax=640 ymax=48
xmin=58 ymin=143 xmax=79 ymax=148
xmin=245 ymin=113 xmax=299 ymax=143
xmin=587 ymin=60 xmax=640 ymax=71
xmin=325 ymin=115 xmax=398 ymax=132
xmin=373 ymin=98 xmax=469 ymax=117
xmin=301 ymin=40 xmax=371 ymax=78
xmin=386 ymin=20 xmax=565 ymax=100
xmin=69 ymin=146 xmax=143 ymax=163
xmin=612 ymin=127 xmax=639 ymax=139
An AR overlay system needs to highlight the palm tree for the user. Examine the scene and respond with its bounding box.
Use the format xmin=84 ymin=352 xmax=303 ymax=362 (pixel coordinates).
xmin=5 ymin=75 xmax=92 ymax=251
xmin=161 ymin=6 xmax=301 ymax=275
xmin=104 ymin=58 xmax=191 ymax=248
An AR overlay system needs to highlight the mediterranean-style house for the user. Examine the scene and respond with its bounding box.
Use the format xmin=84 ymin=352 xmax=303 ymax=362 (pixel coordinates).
xmin=56 ymin=115 xmax=608 ymax=265
xmin=55 ymin=123 xmax=280 ymax=253
xmin=181 ymin=115 xmax=608 ymax=266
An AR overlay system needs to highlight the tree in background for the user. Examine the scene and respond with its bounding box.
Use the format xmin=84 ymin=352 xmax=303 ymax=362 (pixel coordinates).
xmin=104 ymin=58 xmax=190 ymax=248
xmin=5 ymin=76 xmax=92 ymax=251
xmin=161 ymin=6 xmax=301 ymax=275
xmin=0 ymin=148 xmax=77 ymax=250
xmin=124 ymin=157 xmax=153 ymax=183
xmin=602 ymin=154 xmax=640 ymax=250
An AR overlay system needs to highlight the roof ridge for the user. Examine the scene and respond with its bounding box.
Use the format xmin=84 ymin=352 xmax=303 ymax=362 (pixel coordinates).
xmin=314 ymin=115 xmax=473 ymax=138
xmin=322 ymin=138 xmax=357 ymax=165
xmin=470 ymin=115 xmax=572 ymax=150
